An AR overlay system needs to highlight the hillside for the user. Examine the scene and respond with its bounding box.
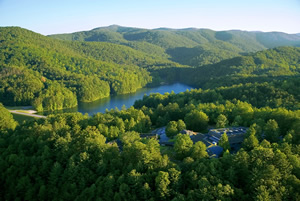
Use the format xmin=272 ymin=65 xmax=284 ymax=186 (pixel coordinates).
xmin=50 ymin=25 xmax=300 ymax=67
xmin=1 ymin=26 xmax=300 ymax=112
xmin=156 ymin=46 xmax=300 ymax=88
xmin=135 ymin=78 xmax=300 ymax=110
xmin=1 ymin=27 xmax=178 ymax=111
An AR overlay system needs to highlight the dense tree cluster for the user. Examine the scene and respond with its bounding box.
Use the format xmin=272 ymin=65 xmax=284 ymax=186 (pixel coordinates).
xmin=166 ymin=120 xmax=186 ymax=137
xmin=0 ymin=67 xmax=44 ymax=106
xmin=0 ymin=103 xmax=17 ymax=131
xmin=1 ymin=52 xmax=300 ymax=199
xmin=32 ymin=82 xmax=77 ymax=112
xmin=135 ymin=78 xmax=300 ymax=111
xmin=0 ymin=27 xmax=154 ymax=110
xmin=1 ymin=25 xmax=300 ymax=200
xmin=0 ymin=97 xmax=299 ymax=200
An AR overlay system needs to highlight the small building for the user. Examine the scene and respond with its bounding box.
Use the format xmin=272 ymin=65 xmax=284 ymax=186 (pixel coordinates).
xmin=206 ymin=127 xmax=248 ymax=151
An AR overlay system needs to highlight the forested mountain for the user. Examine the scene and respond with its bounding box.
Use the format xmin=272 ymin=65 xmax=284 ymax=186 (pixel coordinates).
xmin=50 ymin=25 xmax=300 ymax=51
xmin=50 ymin=25 xmax=300 ymax=66
xmin=156 ymin=46 xmax=300 ymax=88
xmin=1 ymin=26 xmax=300 ymax=112
xmin=0 ymin=27 xmax=180 ymax=111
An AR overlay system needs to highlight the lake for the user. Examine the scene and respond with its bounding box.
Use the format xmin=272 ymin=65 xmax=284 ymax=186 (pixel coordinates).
xmin=42 ymin=83 xmax=194 ymax=116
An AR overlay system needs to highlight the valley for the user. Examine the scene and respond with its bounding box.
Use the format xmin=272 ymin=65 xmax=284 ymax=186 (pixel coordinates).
xmin=1 ymin=26 xmax=300 ymax=113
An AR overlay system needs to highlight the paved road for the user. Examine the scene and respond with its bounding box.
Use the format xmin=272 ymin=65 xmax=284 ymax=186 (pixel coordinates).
xmin=9 ymin=110 xmax=47 ymax=119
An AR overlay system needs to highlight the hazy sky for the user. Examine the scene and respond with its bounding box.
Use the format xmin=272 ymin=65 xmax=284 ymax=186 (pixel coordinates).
xmin=0 ymin=0 xmax=299 ymax=35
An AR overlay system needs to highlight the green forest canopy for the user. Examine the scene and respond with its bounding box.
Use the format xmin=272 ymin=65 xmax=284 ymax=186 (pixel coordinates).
xmin=1 ymin=26 xmax=300 ymax=111
xmin=0 ymin=89 xmax=299 ymax=200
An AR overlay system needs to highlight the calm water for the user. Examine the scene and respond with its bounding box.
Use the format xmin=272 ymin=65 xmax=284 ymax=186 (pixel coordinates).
xmin=42 ymin=83 xmax=193 ymax=116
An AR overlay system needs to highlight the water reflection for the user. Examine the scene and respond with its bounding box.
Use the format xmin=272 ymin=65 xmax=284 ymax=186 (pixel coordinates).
xmin=42 ymin=83 xmax=194 ymax=116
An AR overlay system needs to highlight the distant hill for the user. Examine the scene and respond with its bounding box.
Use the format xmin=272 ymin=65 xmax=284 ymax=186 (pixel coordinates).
xmin=156 ymin=46 xmax=300 ymax=88
xmin=50 ymin=25 xmax=300 ymax=67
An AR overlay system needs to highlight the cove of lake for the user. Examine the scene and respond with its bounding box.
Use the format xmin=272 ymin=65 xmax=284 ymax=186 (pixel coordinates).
xmin=41 ymin=83 xmax=194 ymax=116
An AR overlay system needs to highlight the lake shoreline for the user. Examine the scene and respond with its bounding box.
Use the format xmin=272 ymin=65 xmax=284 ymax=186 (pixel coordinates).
xmin=40 ymin=82 xmax=194 ymax=116
xmin=6 ymin=83 xmax=194 ymax=119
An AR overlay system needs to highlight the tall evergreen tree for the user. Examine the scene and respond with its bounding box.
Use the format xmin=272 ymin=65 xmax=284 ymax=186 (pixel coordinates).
xmin=219 ymin=132 xmax=231 ymax=151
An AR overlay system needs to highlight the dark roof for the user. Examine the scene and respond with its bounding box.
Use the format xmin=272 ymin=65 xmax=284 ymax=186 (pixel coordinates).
xmin=190 ymin=134 xmax=211 ymax=147
xmin=207 ymin=146 xmax=223 ymax=158
xmin=228 ymin=135 xmax=245 ymax=144
xmin=209 ymin=127 xmax=248 ymax=136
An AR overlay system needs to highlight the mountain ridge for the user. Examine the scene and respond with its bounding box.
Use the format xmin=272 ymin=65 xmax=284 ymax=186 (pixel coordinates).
xmin=48 ymin=25 xmax=300 ymax=35
xmin=49 ymin=25 xmax=300 ymax=67
xmin=1 ymin=26 xmax=300 ymax=111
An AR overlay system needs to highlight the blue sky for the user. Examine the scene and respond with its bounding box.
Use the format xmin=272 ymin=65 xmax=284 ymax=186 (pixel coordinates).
xmin=0 ymin=0 xmax=299 ymax=35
